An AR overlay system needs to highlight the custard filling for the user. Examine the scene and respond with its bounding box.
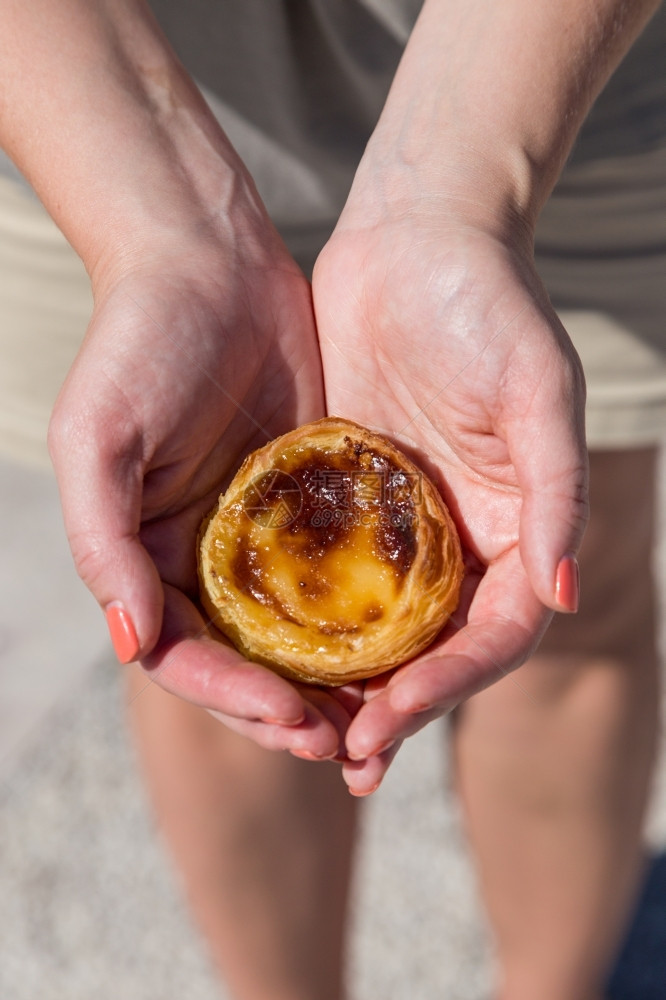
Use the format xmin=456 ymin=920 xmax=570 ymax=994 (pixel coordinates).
xmin=198 ymin=417 xmax=463 ymax=683
xmin=209 ymin=443 xmax=419 ymax=641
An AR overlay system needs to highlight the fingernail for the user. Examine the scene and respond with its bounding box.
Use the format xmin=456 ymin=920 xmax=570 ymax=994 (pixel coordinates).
xmin=290 ymin=749 xmax=337 ymax=762
xmin=368 ymin=738 xmax=396 ymax=758
xmin=262 ymin=711 xmax=306 ymax=727
xmin=105 ymin=601 xmax=140 ymax=663
xmin=347 ymin=739 xmax=395 ymax=762
xmin=555 ymin=554 xmax=580 ymax=613
xmin=349 ymin=781 xmax=381 ymax=798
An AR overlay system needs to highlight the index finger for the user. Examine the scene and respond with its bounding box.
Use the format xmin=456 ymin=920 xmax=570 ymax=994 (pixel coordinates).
xmin=140 ymin=584 xmax=306 ymax=726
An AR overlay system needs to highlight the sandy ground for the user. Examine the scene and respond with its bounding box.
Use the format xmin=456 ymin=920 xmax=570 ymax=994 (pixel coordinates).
xmin=1 ymin=453 xmax=664 ymax=1000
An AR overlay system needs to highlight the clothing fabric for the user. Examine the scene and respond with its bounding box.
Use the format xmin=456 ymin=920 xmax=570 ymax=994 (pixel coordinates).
xmin=537 ymin=144 xmax=666 ymax=446
xmin=0 ymin=0 xmax=664 ymax=464
xmin=0 ymin=176 xmax=92 ymax=466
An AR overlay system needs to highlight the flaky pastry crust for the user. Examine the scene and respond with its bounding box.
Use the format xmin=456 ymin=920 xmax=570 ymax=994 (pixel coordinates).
xmin=197 ymin=417 xmax=463 ymax=685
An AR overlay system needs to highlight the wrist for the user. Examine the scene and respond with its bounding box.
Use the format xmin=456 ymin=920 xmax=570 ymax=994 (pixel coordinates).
xmin=341 ymin=129 xmax=537 ymax=250
xmin=0 ymin=0 xmax=278 ymax=290
xmin=337 ymin=0 xmax=660 ymax=247
xmin=83 ymin=131 xmax=273 ymax=296
xmin=56 ymin=69 xmax=273 ymax=291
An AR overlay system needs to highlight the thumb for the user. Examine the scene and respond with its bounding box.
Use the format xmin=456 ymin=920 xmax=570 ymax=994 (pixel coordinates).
xmin=511 ymin=380 xmax=589 ymax=614
xmin=49 ymin=405 xmax=164 ymax=662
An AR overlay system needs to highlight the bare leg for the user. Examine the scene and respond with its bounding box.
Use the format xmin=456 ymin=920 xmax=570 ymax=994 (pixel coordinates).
xmin=453 ymin=448 xmax=661 ymax=1000
xmin=126 ymin=668 xmax=358 ymax=1000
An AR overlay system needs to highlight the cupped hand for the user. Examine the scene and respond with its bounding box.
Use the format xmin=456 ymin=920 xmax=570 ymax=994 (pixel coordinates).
xmin=313 ymin=209 xmax=589 ymax=792
xmin=48 ymin=214 xmax=350 ymax=760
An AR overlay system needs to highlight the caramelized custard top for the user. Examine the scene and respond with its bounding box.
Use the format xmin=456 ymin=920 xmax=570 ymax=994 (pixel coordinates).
xmin=229 ymin=437 xmax=419 ymax=630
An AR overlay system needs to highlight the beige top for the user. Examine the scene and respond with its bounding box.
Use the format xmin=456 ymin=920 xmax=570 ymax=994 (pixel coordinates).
xmin=0 ymin=0 xmax=664 ymax=462
xmin=143 ymin=0 xmax=666 ymax=445
xmin=150 ymin=0 xmax=666 ymax=265
xmin=2 ymin=0 xmax=664 ymax=250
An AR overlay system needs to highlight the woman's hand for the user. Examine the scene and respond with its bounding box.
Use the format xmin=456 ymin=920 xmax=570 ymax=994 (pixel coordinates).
xmin=313 ymin=207 xmax=589 ymax=793
xmin=48 ymin=218 xmax=351 ymax=760
xmin=307 ymin=0 xmax=654 ymax=793
xmin=0 ymin=0 xmax=356 ymax=760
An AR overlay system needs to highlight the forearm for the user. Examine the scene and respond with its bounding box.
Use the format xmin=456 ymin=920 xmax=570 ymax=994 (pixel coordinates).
xmin=349 ymin=0 xmax=661 ymax=234
xmin=0 ymin=0 xmax=261 ymax=286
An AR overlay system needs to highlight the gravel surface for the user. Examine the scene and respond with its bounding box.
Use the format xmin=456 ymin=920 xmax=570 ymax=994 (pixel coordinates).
xmin=1 ymin=657 xmax=665 ymax=1000
xmin=0 ymin=659 xmax=496 ymax=1000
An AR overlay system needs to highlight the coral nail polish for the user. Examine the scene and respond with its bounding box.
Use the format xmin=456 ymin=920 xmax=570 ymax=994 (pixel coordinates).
xmin=555 ymin=555 xmax=580 ymax=613
xmin=349 ymin=781 xmax=381 ymax=798
xmin=105 ymin=602 xmax=140 ymax=663
xmin=290 ymin=748 xmax=338 ymax=762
